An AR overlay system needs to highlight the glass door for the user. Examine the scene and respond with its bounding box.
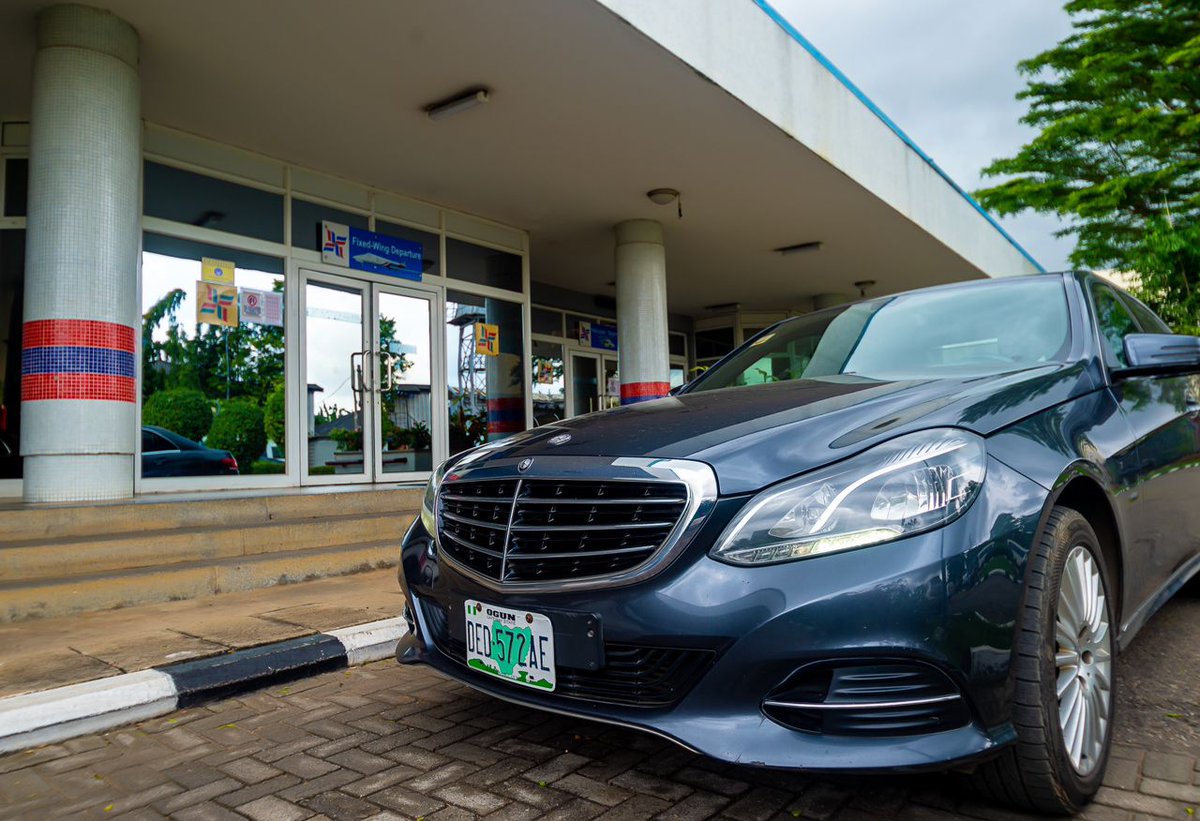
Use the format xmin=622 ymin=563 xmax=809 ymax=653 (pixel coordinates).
xmin=569 ymin=352 xmax=600 ymax=416
xmin=303 ymin=275 xmax=370 ymax=482
xmin=301 ymin=270 xmax=440 ymax=484
xmin=373 ymin=285 xmax=437 ymax=479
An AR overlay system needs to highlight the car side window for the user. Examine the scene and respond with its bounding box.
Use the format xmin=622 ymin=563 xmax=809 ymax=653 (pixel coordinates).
xmin=1119 ymin=291 xmax=1173 ymax=334
xmin=1089 ymin=283 xmax=1138 ymax=368
xmin=142 ymin=430 xmax=173 ymax=453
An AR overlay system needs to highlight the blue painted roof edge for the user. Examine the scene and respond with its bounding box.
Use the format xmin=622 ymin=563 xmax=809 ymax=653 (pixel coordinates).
xmin=751 ymin=0 xmax=1045 ymax=273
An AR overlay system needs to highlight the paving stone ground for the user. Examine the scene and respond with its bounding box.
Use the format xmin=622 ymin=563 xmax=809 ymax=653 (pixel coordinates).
xmin=3 ymin=595 xmax=1200 ymax=821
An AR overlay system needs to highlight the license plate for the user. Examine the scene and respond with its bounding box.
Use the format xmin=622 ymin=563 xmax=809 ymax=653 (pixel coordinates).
xmin=464 ymin=600 xmax=556 ymax=691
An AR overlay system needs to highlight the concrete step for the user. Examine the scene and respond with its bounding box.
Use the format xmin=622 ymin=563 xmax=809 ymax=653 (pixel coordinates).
xmin=0 ymin=510 xmax=416 ymax=583
xmin=0 ymin=540 xmax=400 ymax=623
xmin=0 ymin=487 xmax=424 ymax=544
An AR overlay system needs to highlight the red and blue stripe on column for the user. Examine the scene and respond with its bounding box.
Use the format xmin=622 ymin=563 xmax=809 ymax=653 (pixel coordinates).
xmin=486 ymin=396 xmax=525 ymax=436
xmin=21 ymin=319 xmax=137 ymax=403
xmin=620 ymin=381 xmax=670 ymax=406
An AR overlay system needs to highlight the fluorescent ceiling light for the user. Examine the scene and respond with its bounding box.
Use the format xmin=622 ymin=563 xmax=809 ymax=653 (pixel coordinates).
xmin=774 ymin=241 xmax=823 ymax=255
xmin=425 ymin=88 xmax=490 ymax=121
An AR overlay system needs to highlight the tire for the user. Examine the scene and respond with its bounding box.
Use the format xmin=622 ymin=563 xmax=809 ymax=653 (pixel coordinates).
xmin=974 ymin=506 xmax=1116 ymax=814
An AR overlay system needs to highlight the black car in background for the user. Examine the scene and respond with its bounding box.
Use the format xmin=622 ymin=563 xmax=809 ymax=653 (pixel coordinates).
xmin=141 ymin=425 xmax=238 ymax=477
xmin=398 ymin=271 xmax=1200 ymax=815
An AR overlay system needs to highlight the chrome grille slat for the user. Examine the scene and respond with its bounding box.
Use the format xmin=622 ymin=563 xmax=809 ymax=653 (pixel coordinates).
xmin=442 ymin=510 xmax=510 ymax=531
xmin=440 ymin=494 xmax=515 ymax=503
xmin=514 ymin=497 xmax=685 ymax=505
xmin=508 ymin=521 xmax=673 ymax=532
xmin=440 ymin=530 xmax=505 ymax=558
xmin=505 ymin=545 xmax=657 ymax=560
xmin=437 ymin=476 xmax=689 ymax=583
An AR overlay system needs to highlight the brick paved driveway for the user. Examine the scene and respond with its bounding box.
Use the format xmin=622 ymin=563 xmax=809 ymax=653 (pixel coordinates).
xmin=3 ymin=596 xmax=1200 ymax=821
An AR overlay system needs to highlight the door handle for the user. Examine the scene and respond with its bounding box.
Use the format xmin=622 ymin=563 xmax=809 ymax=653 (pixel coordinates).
xmin=382 ymin=351 xmax=396 ymax=392
xmin=350 ymin=351 xmax=364 ymax=393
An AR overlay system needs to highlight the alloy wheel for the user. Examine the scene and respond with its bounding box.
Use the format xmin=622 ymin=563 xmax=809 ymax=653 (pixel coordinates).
xmin=1055 ymin=544 xmax=1113 ymax=776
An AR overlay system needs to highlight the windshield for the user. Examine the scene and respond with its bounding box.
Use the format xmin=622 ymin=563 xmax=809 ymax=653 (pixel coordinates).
xmin=690 ymin=277 xmax=1072 ymax=391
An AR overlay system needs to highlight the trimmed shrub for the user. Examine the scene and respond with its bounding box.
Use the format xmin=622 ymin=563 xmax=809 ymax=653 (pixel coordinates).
xmin=142 ymin=388 xmax=213 ymax=443
xmin=206 ymin=400 xmax=266 ymax=470
xmin=264 ymin=384 xmax=285 ymax=453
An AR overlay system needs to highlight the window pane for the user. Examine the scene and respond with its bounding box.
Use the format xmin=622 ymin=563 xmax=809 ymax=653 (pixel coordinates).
xmin=446 ymin=238 xmax=522 ymax=291
xmin=1120 ymin=291 xmax=1172 ymax=334
xmin=668 ymin=331 xmax=686 ymax=358
xmin=532 ymin=307 xmax=563 ymax=337
xmin=140 ymin=233 xmax=285 ymax=478
xmin=531 ymin=339 xmax=564 ymax=425
xmin=291 ymin=198 xmax=367 ymax=251
xmin=144 ymin=161 xmax=283 ymax=242
xmin=375 ymin=220 xmax=440 ymax=277
xmin=306 ymin=281 xmax=364 ymax=477
xmin=4 ymin=158 xmax=28 ymax=217
xmin=0 ymin=230 xmax=23 ymax=478
xmin=1090 ymin=284 xmax=1137 ymax=367
xmin=446 ymin=290 xmax=526 ymax=454
xmin=695 ymin=326 xmax=735 ymax=361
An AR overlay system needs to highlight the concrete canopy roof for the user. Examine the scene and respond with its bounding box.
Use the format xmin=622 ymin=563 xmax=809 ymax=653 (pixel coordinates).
xmin=0 ymin=0 xmax=1041 ymax=315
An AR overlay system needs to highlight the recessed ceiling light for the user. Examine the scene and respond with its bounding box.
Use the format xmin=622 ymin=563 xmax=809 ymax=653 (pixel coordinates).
xmin=425 ymin=88 xmax=490 ymax=121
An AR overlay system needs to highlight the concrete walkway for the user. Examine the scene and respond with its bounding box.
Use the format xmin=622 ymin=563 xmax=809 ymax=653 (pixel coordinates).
xmin=0 ymin=570 xmax=404 ymax=699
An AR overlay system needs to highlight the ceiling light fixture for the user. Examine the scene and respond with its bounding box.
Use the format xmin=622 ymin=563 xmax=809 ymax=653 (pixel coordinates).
xmin=774 ymin=241 xmax=823 ymax=256
xmin=646 ymin=188 xmax=683 ymax=219
xmin=646 ymin=188 xmax=679 ymax=205
xmin=425 ymin=87 xmax=490 ymax=121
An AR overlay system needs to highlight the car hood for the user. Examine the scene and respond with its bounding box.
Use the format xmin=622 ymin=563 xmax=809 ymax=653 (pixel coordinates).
xmin=475 ymin=362 xmax=1096 ymax=494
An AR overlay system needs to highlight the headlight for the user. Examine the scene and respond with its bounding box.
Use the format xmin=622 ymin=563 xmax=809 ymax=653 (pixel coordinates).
xmin=711 ymin=428 xmax=985 ymax=566
xmin=421 ymin=459 xmax=452 ymax=535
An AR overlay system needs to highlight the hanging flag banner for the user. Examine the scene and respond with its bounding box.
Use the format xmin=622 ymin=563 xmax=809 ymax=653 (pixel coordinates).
xmin=201 ymin=257 xmax=236 ymax=285
xmin=197 ymin=282 xmax=238 ymax=327
xmin=321 ymin=221 xmax=350 ymax=266
xmin=239 ymin=287 xmax=283 ymax=327
xmin=321 ymin=220 xmax=424 ymax=280
xmin=475 ymin=322 xmax=500 ymax=356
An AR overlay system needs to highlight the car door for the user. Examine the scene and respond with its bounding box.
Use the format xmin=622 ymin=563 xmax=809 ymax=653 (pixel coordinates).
xmin=140 ymin=428 xmax=178 ymax=478
xmin=1089 ymin=279 xmax=1200 ymax=614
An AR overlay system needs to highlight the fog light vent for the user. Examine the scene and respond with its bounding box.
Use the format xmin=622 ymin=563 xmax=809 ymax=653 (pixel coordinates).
xmin=762 ymin=660 xmax=969 ymax=736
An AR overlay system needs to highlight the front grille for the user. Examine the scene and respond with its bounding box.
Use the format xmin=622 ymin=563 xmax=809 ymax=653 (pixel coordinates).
xmin=762 ymin=661 xmax=969 ymax=736
xmin=438 ymin=478 xmax=688 ymax=583
xmin=421 ymin=597 xmax=712 ymax=708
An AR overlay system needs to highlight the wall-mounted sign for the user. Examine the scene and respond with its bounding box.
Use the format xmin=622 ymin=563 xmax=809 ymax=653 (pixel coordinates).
xmin=197 ymin=282 xmax=238 ymax=327
xmin=591 ymin=323 xmax=618 ymax=351
xmin=321 ymin=220 xmax=424 ymax=281
xmin=475 ymin=322 xmax=500 ymax=356
xmin=201 ymin=257 xmax=236 ymax=285
xmin=239 ymin=287 xmax=283 ymax=327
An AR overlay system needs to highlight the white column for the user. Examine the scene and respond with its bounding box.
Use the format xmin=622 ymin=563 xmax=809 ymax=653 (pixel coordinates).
xmin=21 ymin=5 xmax=141 ymax=503
xmin=614 ymin=219 xmax=669 ymax=405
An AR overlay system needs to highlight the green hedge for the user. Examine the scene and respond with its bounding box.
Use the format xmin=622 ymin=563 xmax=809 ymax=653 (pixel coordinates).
xmin=206 ymin=400 xmax=266 ymax=470
xmin=142 ymin=388 xmax=213 ymax=443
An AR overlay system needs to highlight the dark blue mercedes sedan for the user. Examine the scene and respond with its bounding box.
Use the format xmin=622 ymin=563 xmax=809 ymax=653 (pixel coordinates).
xmin=396 ymin=271 xmax=1200 ymax=814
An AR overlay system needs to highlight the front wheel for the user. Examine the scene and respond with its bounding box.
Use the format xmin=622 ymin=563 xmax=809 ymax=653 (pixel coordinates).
xmin=974 ymin=507 xmax=1115 ymax=814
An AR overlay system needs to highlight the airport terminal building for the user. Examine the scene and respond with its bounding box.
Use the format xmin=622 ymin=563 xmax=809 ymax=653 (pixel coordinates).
xmin=0 ymin=2 xmax=1039 ymax=510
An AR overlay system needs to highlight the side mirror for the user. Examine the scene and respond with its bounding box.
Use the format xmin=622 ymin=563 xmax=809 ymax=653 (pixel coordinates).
xmin=1119 ymin=333 xmax=1200 ymax=375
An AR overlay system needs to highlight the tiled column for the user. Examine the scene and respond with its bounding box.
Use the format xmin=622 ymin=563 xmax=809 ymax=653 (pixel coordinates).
xmin=21 ymin=5 xmax=141 ymax=502
xmin=484 ymin=298 xmax=524 ymax=440
xmin=615 ymin=219 xmax=669 ymax=405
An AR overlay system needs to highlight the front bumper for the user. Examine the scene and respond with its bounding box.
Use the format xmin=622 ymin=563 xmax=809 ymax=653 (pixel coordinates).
xmin=396 ymin=456 xmax=1048 ymax=772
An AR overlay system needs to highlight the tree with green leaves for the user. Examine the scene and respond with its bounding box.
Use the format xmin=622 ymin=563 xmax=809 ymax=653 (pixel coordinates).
xmin=975 ymin=0 xmax=1200 ymax=328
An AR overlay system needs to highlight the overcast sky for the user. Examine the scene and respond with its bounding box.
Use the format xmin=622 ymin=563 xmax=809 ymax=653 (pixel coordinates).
xmin=771 ymin=0 xmax=1076 ymax=272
